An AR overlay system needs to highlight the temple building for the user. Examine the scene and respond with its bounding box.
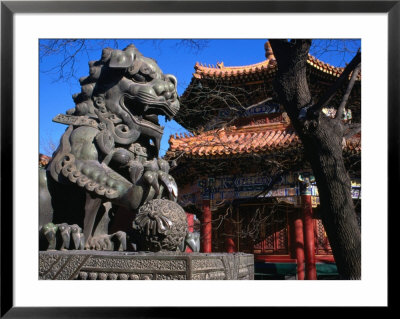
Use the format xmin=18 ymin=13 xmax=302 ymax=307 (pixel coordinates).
xmin=165 ymin=42 xmax=361 ymax=279
xmin=39 ymin=153 xmax=51 ymax=168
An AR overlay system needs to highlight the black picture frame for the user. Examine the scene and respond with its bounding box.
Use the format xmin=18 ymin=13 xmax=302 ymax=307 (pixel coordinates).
xmin=1 ymin=1 xmax=396 ymax=317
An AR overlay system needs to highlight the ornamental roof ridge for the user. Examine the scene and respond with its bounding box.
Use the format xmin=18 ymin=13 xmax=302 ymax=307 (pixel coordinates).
xmin=170 ymin=121 xmax=292 ymax=143
xmin=167 ymin=121 xmax=361 ymax=159
xmin=191 ymin=49 xmax=360 ymax=80
xmin=194 ymin=59 xmax=271 ymax=74
xmin=306 ymin=53 xmax=347 ymax=77
xmin=216 ymin=60 xmax=270 ymax=70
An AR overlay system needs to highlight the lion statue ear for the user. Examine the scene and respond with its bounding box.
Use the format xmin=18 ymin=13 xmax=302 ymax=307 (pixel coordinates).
xmin=109 ymin=48 xmax=135 ymax=68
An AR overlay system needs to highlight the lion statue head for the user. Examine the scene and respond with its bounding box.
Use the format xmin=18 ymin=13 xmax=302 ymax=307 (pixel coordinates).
xmin=67 ymin=44 xmax=180 ymax=157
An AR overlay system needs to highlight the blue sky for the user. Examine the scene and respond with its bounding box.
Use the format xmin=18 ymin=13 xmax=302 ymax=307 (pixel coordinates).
xmin=39 ymin=39 xmax=360 ymax=157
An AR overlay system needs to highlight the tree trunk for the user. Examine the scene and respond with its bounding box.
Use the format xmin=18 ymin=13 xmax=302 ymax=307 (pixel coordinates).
xmin=301 ymin=116 xmax=361 ymax=279
xmin=269 ymin=39 xmax=361 ymax=279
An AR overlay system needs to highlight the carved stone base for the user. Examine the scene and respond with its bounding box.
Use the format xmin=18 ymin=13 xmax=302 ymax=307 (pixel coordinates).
xmin=39 ymin=251 xmax=254 ymax=280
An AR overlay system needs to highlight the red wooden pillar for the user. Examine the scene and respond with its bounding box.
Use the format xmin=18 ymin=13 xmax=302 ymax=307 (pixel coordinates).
xmin=293 ymin=211 xmax=305 ymax=280
xmin=224 ymin=219 xmax=236 ymax=253
xmin=201 ymin=200 xmax=212 ymax=253
xmin=185 ymin=212 xmax=194 ymax=253
xmin=302 ymin=194 xmax=317 ymax=280
xmin=225 ymin=238 xmax=236 ymax=253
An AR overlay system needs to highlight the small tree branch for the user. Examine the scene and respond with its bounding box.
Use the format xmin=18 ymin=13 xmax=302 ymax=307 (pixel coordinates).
xmin=343 ymin=123 xmax=361 ymax=139
xmin=308 ymin=50 xmax=361 ymax=115
xmin=335 ymin=62 xmax=361 ymax=121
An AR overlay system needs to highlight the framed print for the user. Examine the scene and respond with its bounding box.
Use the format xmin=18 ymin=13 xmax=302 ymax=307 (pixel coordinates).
xmin=1 ymin=0 xmax=397 ymax=316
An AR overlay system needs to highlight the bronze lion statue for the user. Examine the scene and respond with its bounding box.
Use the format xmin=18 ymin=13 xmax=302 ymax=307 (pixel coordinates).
xmin=39 ymin=44 xmax=197 ymax=252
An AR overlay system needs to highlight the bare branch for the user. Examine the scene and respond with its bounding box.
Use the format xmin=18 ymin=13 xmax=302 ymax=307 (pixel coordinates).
xmin=40 ymin=39 xmax=89 ymax=81
xmin=309 ymin=51 xmax=361 ymax=115
xmin=310 ymin=39 xmax=361 ymax=67
xmin=335 ymin=62 xmax=361 ymax=121
xmin=175 ymin=39 xmax=210 ymax=53
xmin=343 ymin=123 xmax=361 ymax=139
xmin=40 ymin=39 xmax=209 ymax=83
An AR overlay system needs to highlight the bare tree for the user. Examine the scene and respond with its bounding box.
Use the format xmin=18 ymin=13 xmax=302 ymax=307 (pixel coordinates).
xmin=269 ymin=39 xmax=361 ymax=279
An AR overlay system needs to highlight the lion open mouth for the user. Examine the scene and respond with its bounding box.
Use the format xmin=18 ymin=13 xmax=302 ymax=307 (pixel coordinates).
xmin=121 ymin=93 xmax=179 ymax=132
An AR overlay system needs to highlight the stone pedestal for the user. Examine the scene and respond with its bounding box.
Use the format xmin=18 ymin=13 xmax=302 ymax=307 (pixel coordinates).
xmin=39 ymin=251 xmax=254 ymax=280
